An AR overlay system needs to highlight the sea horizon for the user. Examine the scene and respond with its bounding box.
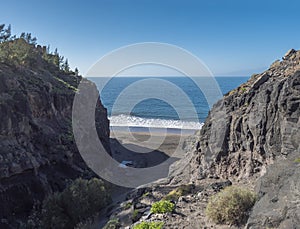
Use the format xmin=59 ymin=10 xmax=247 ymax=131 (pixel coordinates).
xmin=89 ymin=76 xmax=250 ymax=131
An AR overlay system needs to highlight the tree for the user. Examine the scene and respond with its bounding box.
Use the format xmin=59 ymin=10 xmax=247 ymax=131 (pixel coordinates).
xmin=0 ymin=24 xmax=4 ymax=33
xmin=59 ymin=55 xmax=64 ymax=69
xmin=46 ymin=45 xmax=50 ymax=54
xmin=0 ymin=24 xmax=11 ymax=42
xmin=54 ymin=48 xmax=58 ymax=55
xmin=20 ymin=32 xmax=37 ymax=45
xmin=3 ymin=24 xmax=11 ymax=41
xmin=74 ymin=67 xmax=79 ymax=76
xmin=41 ymin=178 xmax=111 ymax=229
xmin=63 ymin=59 xmax=70 ymax=72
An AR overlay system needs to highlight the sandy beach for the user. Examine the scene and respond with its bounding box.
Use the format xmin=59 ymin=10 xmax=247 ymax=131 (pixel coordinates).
xmin=110 ymin=128 xmax=195 ymax=169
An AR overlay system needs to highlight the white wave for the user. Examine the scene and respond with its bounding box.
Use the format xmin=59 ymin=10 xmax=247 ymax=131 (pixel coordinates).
xmin=109 ymin=114 xmax=203 ymax=130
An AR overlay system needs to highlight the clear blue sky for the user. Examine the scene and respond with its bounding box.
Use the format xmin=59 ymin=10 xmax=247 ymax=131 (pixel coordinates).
xmin=2 ymin=0 xmax=300 ymax=76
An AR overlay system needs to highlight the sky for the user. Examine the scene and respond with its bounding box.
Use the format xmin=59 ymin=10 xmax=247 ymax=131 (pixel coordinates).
xmin=1 ymin=0 xmax=300 ymax=76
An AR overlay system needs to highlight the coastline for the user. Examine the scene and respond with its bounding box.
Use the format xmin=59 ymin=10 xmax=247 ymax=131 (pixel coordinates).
xmin=110 ymin=126 xmax=197 ymax=157
xmin=110 ymin=126 xmax=198 ymax=136
xmin=109 ymin=126 xmax=195 ymax=169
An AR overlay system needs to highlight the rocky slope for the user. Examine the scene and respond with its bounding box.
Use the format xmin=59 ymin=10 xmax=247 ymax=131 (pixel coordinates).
xmin=246 ymin=153 xmax=300 ymax=228
xmin=164 ymin=49 xmax=300 ymax=228
xmin=104 ymin=50 xmax=299 ymax=229
xmin=169 ymin=49 xmax=300 ymax=184
xmin=0 ymin=45 xmax=110 ymax=227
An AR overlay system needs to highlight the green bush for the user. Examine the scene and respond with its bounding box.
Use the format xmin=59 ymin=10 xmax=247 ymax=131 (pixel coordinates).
xmin=205 ymin=186 xmax=257 ymax=225
xmin=133 ymin=221 xmax=164 ymax=229
xmin=132 ymin=209 xmax=141 ymax=222
xmin=123 ymin=202 xmax=132 ymax=210
xmin=150 ymin=200 xmax=175 ymax=214
xmin=41 ymin=193 xmax=69 ymax=228
xmin=74 ymin=217 xmax=95 ymax=229
xmin=102 ymin=218 xmax=121 ymax=229
xmin=41 ymin=178 xmax=111 ymax=229
xmin=163 ymin=184 xmax=193 ymax=202
xmin=294 ymin=158 xmax=300 ymax=163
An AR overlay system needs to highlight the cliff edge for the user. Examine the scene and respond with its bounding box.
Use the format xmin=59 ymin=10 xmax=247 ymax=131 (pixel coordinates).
xmin=166 ymin=49 xmax=300 ymax=228
xmin=170 ymin=49 xmax=300 ymax=184
xmin=0 ymin=40 xmax=110 ymax=227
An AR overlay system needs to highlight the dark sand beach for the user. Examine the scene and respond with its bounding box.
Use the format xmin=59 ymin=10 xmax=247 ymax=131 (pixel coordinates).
xmin=110 ymin=128 xmax=195 ymax=168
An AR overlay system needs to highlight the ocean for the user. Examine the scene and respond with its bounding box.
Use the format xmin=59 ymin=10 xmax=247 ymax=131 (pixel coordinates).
xmin=89 ymin=77 xmax=249 ymax=133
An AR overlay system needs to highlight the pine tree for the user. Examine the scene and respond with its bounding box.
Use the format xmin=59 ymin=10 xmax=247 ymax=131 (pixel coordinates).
xmin=0 ymin=24 xmax=5 ymax=42
xmin=0 ymin=24 xmax=11 ymax=42
xmin=46 ymin=45 xmax=50 ymax=54
xmin=20 ymin=32 xmax=37 ymax=45
xmin=3 ymin=24 xmax=11 ymax=41
xmin=74 ymin=67 xmax=79 ymax=76
xmin=63 ymin=59 xmax=70 ymax=72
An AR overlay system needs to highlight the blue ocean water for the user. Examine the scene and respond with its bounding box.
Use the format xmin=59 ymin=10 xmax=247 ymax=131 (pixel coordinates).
xmin=89 ymin=77 xmax=249 ymax=130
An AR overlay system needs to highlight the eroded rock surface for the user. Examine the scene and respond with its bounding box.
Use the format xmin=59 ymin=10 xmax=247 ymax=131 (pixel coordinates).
xmin=246 ymin=153 xmax=300 ymax=229
xmin=0 ymin=60 xmax=109 ymax=227
xmin=169 ymin=49 xmax=300 ymax=184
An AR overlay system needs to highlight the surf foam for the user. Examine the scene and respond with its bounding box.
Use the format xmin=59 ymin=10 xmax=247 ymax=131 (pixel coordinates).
xmin=109 ymin=114 xmax=203 ymax=130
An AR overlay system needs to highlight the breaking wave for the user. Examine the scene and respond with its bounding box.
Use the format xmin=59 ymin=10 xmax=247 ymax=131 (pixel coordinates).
xmin=109 ymin=114 xmax=203 ymax=130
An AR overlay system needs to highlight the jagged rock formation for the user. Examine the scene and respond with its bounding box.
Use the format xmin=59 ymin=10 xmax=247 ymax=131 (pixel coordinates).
xmin=163 ymin=49 xmax=300 ymax=228
xmin=0 ymin=57 xmax=109 ymax=226
xmin=246 ymin=153 xmax=300 ymax=228
xmin=170 ymin=49 xmax=300 ymax=183
xmin=100 ymin=50 xmax=299 ymax=229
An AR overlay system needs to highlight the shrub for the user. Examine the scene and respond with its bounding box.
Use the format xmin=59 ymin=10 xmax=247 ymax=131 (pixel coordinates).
xmin=102 ymin=218 xmax=121 ymax=229
xmin=205 ymin=186 xmax=257 ymax=225
xmin=132 ymin=209 xmax=141 ymax=222
xmin=150 ymin=200 xmax=175 ymax=214
xmin=240 ymin=87 xmax=247 ymax=93
xmin=163 ymin=184 xmax=193 ymax=202
xmin=41 ymin=178 xmax=111 ymax=229
xmin=41 ymin=192 xmax=70 ymax=228
xmin=294 ymin=158 xmax=300 ymax=163
xmin=142 ymin=192 xmax=150 ymax=198
xmin=123 ymin=202 xmax=132 ymax=210
xmin=74 ymin=217 xmax=95 ymax=229
xmin=133 ymin=221 xmax=164 ymax=229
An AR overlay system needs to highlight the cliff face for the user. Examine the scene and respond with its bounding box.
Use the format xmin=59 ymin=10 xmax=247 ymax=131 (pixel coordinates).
xmin=0 ymin=60 xmax=109 ymax=226
xmin=170 ymin=49 xmax=300 ymax=184
xmin=164 ymin=49 xmax=300 ymax=228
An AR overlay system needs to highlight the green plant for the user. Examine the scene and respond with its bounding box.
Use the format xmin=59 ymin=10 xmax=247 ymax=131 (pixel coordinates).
xmin=74 ymin=217 xmax=95 ymax=229
xmin=294 ymin=158 xmax=300 ymax=163
xmin=102 ymin=218 xmax=121 ymax=229
xmin=123 ymin=202 xmax=132 ymax=210
xmin=142 ymin=192 xmax=150 ymax=198
xmin=41 ymin=178 xmax=111 ymax=229
xmin=133 ymin=221 xmax=164 ymax=229
xmin=205 ymin=186 xmax=257 ymax=225
xmin=132 ymin=209 xmax=140 ymax=222
xmin=41 ymin=193 xmax=70 ymax=228
xmin=240 ymin=87 xmax=247 ymax=93
xmin=163 ymin=184 xmax=193 ymax=202
xmin=150 ymin=200 xmax=175 ymax=214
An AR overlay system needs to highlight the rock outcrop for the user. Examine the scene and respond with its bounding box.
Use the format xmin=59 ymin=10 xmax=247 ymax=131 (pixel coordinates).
xmin=101 ymin=49 xmax=299 ymax=229
xmin=0 ymin=54 xmax=110 ymax=226
xmin=246 ymin=153 xmax=300 ymax=228
xmin=164 ymin=49 xmax=300 ymax=228
xmin=170 ymin=49 xmax=300 ymax=183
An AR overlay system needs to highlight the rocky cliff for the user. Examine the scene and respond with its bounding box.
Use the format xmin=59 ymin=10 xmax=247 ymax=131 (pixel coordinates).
xmin=165 ymin=49 xmax=300 ymax=228
xmin=170 ymin=49 xmax=300 ymax=184
xmin=97 ymin=50 xmax=299 ymax=229
xmin=0 ymin=45 xmax=110 ymax=227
